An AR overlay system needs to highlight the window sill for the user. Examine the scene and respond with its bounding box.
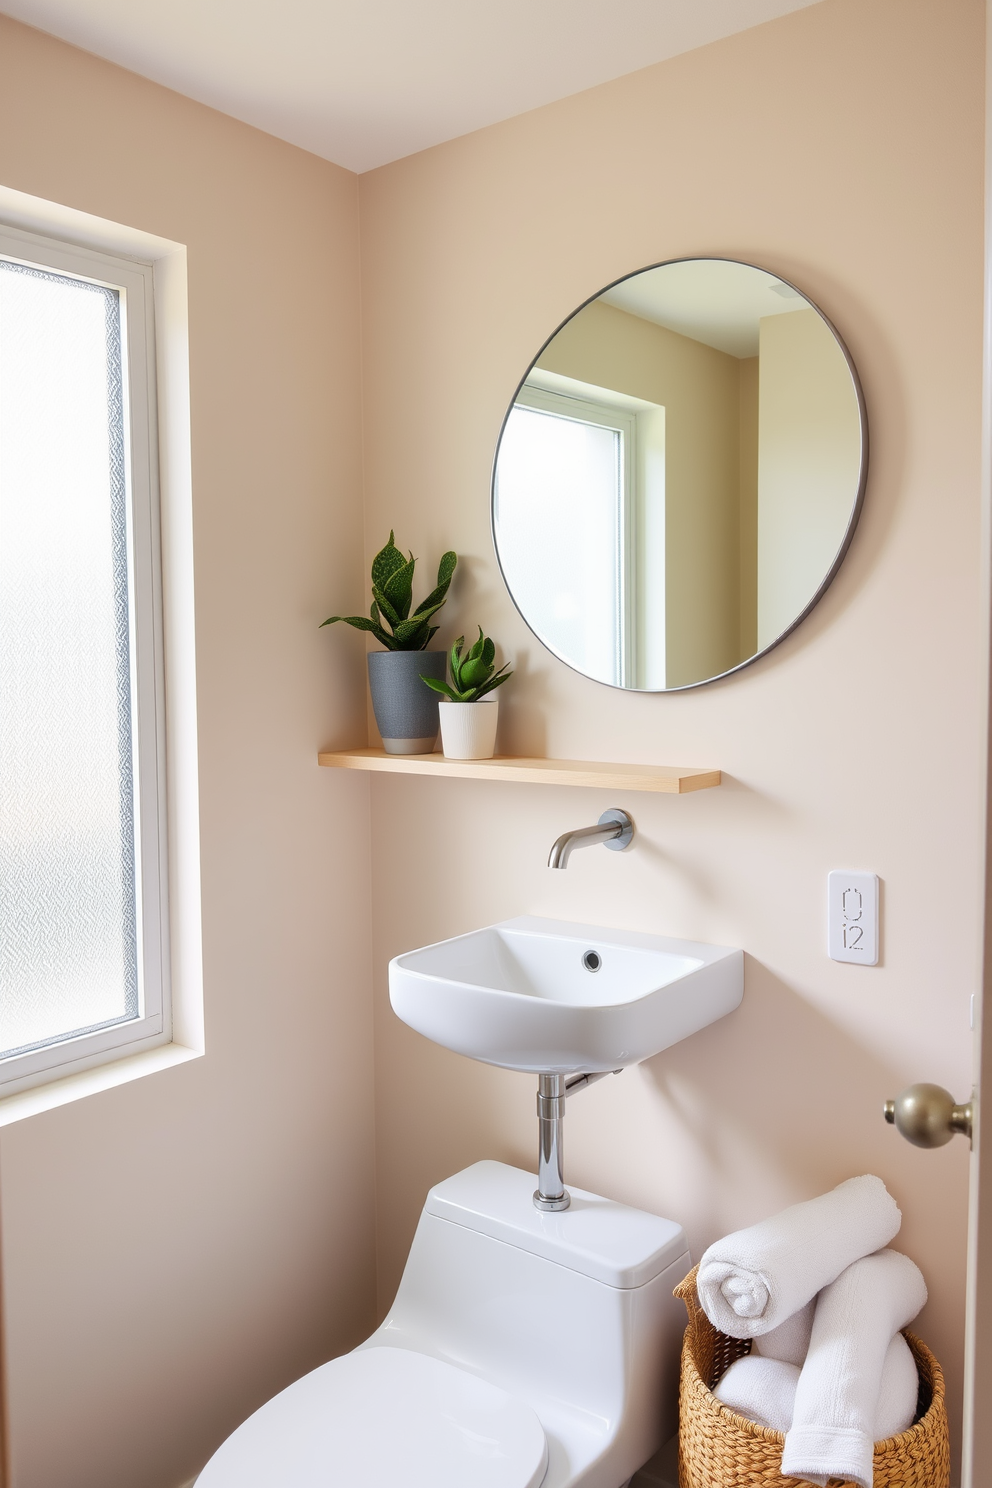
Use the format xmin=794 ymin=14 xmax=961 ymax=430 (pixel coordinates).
xmin=0 ymin=1042 xmax=203 ymax=1128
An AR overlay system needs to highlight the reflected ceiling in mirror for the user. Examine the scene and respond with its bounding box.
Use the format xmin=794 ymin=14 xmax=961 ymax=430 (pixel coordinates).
xmin=492 ymin=258 xmax=867 ymax=691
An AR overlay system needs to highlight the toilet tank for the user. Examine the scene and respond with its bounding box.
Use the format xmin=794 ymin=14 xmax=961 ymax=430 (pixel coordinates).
xmin=368 ymin=1162 xmax=691 ymax=1463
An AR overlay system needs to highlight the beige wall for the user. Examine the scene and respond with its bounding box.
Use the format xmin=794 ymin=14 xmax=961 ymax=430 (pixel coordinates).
xmin=359 ymin=0 xmax=983 ymax=1478
xmin=757 ymin=306 xmax=864 ymax=648
xmin=739 ymin=355 xmax=760 ymax=656
xmin=0 ymin=18 xmax=376 ymax=1488
xmin=538 ymin=299 xmax=744 ymax=686
xmin=0 ymin=0 xmax=983 ymax=1484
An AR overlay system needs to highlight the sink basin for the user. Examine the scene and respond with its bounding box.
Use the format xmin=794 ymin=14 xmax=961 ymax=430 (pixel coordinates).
xmin=388 ymin=916 xmax=743 ymax=1074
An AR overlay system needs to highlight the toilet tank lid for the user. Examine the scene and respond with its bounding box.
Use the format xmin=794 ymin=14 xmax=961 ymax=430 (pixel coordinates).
xmin=425 ymin=1161 xmax=689 ymax=1288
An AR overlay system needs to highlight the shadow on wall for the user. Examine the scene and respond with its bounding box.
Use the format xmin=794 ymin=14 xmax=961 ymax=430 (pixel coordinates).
xmin=643 ymin=956 xmax=901 ymax=1199
xmin=636 ymin=957 xmax=967 ymax=1344
xmin=437 ymin=954 xmax=930 ymax=1231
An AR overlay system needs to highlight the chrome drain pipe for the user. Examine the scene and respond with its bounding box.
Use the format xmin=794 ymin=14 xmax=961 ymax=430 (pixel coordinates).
xmin=533 ymin=1069 xmax=622 ymax=1212
xmin=534 ymin=1074 xmax=569 ymax=1211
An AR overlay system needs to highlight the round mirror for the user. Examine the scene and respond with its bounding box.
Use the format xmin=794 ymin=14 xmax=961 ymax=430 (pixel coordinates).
xmin=491 ymin=258 xmax=867 ymax=691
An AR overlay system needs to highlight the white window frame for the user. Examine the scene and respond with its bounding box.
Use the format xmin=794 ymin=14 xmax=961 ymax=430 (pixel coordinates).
xmin=515 ymin=381 xmax=638 ymax=687
xmin=0 ymin=224 xmax=170 ymax=1090
xmin=522 ymin=368 xmax=667 ymax=689
xmin=0 ymin=189 xmax=203 ymax=1118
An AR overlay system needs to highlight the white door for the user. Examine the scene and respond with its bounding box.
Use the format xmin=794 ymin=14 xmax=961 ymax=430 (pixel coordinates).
xmin=959 ymin=16 xmax=992 ymax=1478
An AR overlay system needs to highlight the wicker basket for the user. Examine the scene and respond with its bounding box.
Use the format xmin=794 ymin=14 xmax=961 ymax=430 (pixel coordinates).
xmin=674 ymin=1265 xmax=950 ymax=1488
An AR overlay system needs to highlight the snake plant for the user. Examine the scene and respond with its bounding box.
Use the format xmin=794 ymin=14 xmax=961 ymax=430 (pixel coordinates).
xmin=320 ymin=532 xmax=457 ymax=651
xmin=422 ymin=628 xmax=513 ymax=702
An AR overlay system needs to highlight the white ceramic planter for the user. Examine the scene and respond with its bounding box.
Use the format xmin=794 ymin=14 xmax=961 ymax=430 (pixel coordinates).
xmin=438 ymin=698 xmax=499 ymax=760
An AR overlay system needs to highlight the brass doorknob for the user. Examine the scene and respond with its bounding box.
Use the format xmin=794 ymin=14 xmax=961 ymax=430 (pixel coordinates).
xmin=883 ymin=1083 xmax=973 ymax=1148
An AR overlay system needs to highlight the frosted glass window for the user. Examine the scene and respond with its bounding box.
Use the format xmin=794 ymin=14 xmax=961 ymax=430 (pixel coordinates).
xmin=0 ymin=258 xmax=138 ymax=1060
xmin=495 ymin=404 xmax=623 ymax=685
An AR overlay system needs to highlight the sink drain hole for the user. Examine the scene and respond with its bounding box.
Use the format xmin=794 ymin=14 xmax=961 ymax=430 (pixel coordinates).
xmin=582 ymin=950 xmax=602 ymax=972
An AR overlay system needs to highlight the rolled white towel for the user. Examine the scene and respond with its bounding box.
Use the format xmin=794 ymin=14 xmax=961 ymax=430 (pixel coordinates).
xmin=697 ymin=1176 xmax=901 ymax=1338
xmin=752 ymin=1298 xmax=816 ymax=1366
xmin=713 ymin=1332 xmax=919 ymax=1440
xmin=781 ymin=1249 xmax=927 ymax=1488
xmin=714 ymin=1355 xmax=800 ymax=1433
xmin=875 ymin=1332 xmax=920 ymax=1441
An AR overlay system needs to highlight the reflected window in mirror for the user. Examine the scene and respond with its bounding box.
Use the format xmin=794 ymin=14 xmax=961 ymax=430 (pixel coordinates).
xmin=496 ymin=379 xmax=666 ymax=688
xmin=492 ymin=259 xmax=867 ymax=691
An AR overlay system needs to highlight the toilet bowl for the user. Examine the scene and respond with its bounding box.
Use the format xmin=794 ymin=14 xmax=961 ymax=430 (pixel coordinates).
xmin=195 ymin=1161 xmax=691 ymax=1488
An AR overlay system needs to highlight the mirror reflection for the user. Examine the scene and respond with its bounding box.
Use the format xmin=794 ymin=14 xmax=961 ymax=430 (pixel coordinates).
xmin=492 ymin=259 xmax=866 ymax=690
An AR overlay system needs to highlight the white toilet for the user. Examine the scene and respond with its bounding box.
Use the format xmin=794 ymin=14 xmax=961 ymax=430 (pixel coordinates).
xmin=195 ymin=1160 xmax=691 ymax=1488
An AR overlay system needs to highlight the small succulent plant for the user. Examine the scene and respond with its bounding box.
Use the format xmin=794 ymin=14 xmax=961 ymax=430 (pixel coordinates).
xmin=320 ymin=532 xmax=457 ymax=652
xmin=422 ymin=628 xmax=513 ymax=702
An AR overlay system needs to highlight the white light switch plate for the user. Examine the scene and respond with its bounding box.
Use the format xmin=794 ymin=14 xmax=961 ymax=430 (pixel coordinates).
xmin=828 ymin=871 xmax=878 ymax=965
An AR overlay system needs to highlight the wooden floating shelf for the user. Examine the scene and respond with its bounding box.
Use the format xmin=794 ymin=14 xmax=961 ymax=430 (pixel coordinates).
xmin=317 ymin=748 xmax=721 ymax=794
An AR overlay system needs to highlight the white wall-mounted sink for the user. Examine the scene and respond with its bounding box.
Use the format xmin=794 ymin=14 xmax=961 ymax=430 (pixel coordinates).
xmin=388 ymin=916 xmax=743 ymax=1074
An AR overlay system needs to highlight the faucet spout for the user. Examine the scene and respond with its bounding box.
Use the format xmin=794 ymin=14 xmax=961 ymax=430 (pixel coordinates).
xmin=548 ymin=808 xmax=634 ymax=869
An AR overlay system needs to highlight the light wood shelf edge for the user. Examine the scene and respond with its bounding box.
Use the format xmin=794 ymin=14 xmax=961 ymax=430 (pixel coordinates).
xmin=317 ymin=748 xmax=721 ymax=794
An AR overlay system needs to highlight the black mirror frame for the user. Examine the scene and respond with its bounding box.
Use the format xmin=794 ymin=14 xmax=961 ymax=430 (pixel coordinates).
xmin=490 ymin=256 xmax=869 ymax=692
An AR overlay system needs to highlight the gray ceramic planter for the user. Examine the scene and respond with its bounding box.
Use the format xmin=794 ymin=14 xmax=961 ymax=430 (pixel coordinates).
xmin=367 ymin=650 xmax=446 ymax=754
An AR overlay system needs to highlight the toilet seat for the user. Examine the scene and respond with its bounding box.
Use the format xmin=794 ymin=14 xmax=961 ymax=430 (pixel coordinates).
xmin=195 ymin=1345 xmax=549 ymax=1488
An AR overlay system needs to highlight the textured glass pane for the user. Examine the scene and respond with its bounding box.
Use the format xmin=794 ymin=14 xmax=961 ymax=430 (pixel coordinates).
xmin=0 ymin=258 xmax=138 ymax=1060
xmin=495 ymin=405 xmax=622 ymax=685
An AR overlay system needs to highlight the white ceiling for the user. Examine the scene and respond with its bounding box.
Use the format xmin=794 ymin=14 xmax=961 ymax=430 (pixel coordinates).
xmin=2 ymin=0 xmax=824 ymax=173
xmin=602 ymin=259 xmax=809 ymax=357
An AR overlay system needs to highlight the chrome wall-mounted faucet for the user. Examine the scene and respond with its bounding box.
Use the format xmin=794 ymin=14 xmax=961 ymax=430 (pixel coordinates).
xmin=548 ymin=808 xmax=634 ymax=869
